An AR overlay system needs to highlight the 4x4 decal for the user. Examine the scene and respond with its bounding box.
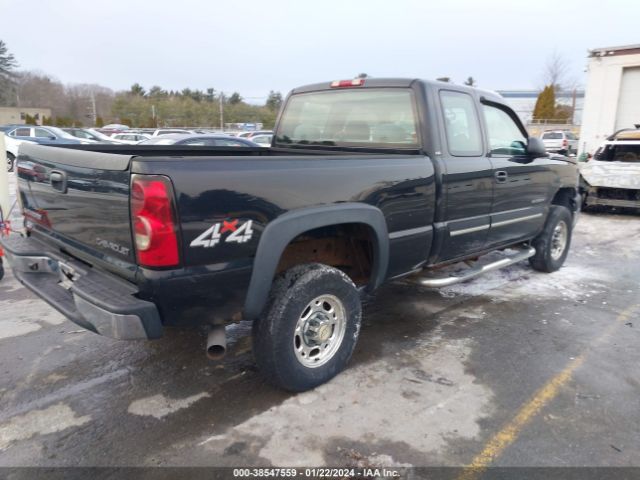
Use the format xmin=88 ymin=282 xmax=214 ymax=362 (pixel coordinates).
xmin=190 ymin=220 xmax=254 ymax=248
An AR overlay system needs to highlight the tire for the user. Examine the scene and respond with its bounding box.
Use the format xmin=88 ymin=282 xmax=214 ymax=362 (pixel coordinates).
xmin=253 ymin=263 xmax=362 ymax=392
xmin=529 ymin=205 xmax=573 ymax=273
xmin=7 ymin=153 xmax=15 ymax=173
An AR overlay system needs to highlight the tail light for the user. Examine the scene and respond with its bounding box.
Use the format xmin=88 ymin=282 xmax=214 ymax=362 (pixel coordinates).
xmin=131 ymin=175 xmax=179 ymax=268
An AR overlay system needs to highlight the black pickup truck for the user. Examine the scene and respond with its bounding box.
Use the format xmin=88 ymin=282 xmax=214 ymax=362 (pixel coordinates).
xmin=3 ymin=78 xmax=579 ymax=391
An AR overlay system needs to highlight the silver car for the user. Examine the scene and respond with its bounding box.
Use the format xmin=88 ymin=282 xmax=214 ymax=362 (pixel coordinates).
xmin=540 ymin=130 xmax=578 ymax=155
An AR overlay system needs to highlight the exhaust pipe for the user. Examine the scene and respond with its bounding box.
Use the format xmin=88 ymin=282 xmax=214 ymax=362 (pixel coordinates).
xmin=206 ymin=325 xmax=227 ymax=360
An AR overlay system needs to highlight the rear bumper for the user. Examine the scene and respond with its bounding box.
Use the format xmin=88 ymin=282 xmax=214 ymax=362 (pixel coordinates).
xmin=1 ymin=234 xmax=162 ymax=339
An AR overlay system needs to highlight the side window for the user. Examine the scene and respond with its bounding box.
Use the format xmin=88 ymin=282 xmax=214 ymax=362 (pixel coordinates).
xmin=482 ymin=104 xmax=527 ymax=156
xmin=35 ymin=128 xmax=53 ymax=138
xmin=216 ymin=139 xmax=244 ymax=147
xmin=15 ymin=127 xmax=32 ymax=137
xmin=439 ymin=91 xmax=483 ymax=156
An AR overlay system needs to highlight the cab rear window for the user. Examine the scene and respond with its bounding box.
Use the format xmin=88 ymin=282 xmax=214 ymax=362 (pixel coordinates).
xmin=275 ymin=88 xmax=418 ymax=148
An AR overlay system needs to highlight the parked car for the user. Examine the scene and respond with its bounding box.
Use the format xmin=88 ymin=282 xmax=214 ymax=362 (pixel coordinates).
xmin=110 ymin=133 xmax=152 ymax=144
xmin=540 ymin=130 xmax=578 ymax=155
xmin=579 ymin=128 xmax=640 ymax=210
xmin=64 ymin=128 xmax=121 ymax=144
xmin=250 ymin=134 xmax=273 ymax=147
xmin=5 ymin=125 xmax=87 ymax=145
xmin=2 ymin=78 xmax=579 ymax=392
xmin=102 ymin=124 xmax=130 ymax=130
xmin=139 ymin=134 xmax=259 ymax=147
xmin=150 ymin=129 xmax=193 ymax=137
xmin=4 ymin=135 xmax=35 ymax=172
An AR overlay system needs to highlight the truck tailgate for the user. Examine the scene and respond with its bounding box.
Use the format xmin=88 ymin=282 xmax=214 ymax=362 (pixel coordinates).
xmin=17 ymin=143 xmax=135 ymax=267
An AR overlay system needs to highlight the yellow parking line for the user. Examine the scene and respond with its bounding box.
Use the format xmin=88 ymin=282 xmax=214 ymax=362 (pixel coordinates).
xmin=457 ymin=304 xmax=638 ymax=480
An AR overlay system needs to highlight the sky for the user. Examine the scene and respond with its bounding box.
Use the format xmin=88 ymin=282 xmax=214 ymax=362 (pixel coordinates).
xmin=1 ymin=0 xmax=636 ymax=101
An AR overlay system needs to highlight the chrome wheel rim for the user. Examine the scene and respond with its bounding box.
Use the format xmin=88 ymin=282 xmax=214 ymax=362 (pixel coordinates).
xmin=550 ymin=221 xmax=568 ymax=260
xmin=293 ymin=294 xmax=346 ymax=368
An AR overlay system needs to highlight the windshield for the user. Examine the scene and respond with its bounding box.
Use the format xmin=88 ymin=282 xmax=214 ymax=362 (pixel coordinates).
xmin=275 ymin=88 xmax=419 ymax=148
xmin=86 ymin=129 xmax=114 ymax=141
xmin=595 ymin=144 xmax=640 ymax=163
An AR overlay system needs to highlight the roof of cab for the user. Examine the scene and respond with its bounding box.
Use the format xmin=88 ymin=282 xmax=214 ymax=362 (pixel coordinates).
xmin=290 ymin=77 xmax=504 ymax=103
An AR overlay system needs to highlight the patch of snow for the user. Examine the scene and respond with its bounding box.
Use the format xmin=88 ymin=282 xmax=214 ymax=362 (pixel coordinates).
xmin=128 ymin=392 xmax=210 ymax=419
xmin=0 ymin=403 xmax=90 ymax=450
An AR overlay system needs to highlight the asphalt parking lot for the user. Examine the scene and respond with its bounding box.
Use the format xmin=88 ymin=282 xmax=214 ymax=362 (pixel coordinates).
xmin=0 ymin=171 xmax=639 ymax=470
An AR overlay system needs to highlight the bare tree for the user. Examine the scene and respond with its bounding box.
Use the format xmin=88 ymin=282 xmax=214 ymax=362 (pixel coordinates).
xmin=541 ymin=51 xmax=575 ymax=91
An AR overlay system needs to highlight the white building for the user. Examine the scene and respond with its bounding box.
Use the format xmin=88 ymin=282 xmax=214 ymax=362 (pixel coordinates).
xmin=579 ymin=44 xmax=640 ymax=155
xmin=0 ymin=107 xmax=52 ymax=125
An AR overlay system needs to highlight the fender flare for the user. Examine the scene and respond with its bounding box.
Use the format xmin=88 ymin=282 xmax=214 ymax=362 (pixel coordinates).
xmin=243 ymin=203 xmax=389 ymax=320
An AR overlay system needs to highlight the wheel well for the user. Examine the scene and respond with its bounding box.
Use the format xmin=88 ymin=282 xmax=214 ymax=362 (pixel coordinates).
xmin=276 ymin=223 xmax=375 ymax=287
xmin=551 ymin=187 xmax=577 ymax=213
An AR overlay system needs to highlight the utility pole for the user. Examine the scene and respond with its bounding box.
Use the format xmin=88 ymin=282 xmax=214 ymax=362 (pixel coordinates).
xmin=570 ymin=88 xmax=577 ymax=125
xmin=151 ymin=104 xmax=156 ymax=127
xmin=219 ymin=92 xmax=224 ymax=131
xmin=89 ymin=90 xmax=97 ymax=126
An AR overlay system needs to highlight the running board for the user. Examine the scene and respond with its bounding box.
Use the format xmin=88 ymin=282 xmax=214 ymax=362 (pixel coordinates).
xmin=414 ymin=246 xmax=536 ymax=288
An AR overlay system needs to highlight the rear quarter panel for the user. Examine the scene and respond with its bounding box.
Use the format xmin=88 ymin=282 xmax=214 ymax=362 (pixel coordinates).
xmin=131 ymin=154 xmax=436 ymax=280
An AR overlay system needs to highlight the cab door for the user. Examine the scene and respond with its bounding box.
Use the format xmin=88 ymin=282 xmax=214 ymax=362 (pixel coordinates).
xmin=480 ymin=101 xmax=549 ymax=247
xmin=436 ymin=90 xmax=493 ymax=261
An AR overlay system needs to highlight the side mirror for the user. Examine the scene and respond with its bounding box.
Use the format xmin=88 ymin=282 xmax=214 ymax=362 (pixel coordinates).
xmin=526 ymin=137 xmax=547 ymax=157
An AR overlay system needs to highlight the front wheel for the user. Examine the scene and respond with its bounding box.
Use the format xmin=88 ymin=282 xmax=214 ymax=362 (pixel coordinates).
xmin=529 ymin=205 xmax=573 ymax=273
xmin=253 ymin=263 xmax=362 ymax=392
xmin=7 ymin=153 xmax=15 ymax=172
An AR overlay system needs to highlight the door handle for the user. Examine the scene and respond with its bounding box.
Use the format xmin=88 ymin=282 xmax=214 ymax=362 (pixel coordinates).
xmin=495 ymin=170 xmax=508 ymax=183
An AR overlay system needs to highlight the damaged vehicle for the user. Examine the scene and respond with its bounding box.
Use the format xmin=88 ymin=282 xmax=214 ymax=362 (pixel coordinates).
xmin=580 ymin=128 xmax=640 ymax=210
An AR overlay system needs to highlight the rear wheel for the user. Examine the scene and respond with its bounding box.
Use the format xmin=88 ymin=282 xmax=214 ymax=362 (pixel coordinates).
xmin=253 ymin=263 xmax=362 ymax=392
xmin=529 ymin=205 xmax=573 ymax=273
xmin=7 ymin=153 xmax=15 ymax=172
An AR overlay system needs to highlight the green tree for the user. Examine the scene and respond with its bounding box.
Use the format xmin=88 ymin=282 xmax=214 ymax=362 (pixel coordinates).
xmin=228 ymin=92 xmax=242 ymax=105
xmin=129 ymin=83 xmax=146 ymax=96
xmin=436 ymin=77 xmax=451 ymax=83
xmin=0 ymin=40 xmax=18 ymax=105
xmin=356 ymin=73 xmax=369 ymax=79
xmin=54 ymin=116 xmax=74 ymax=127
xmin=42 ymin=115 xmax=52 ymax=126
xmin=266 ymin=91 xmax=283 ymax=111
xmin=95 ymin=116 xmax=104 ymax=127
xmin=554 ymin=104 xmax=572 ymax=123
xmin=533 ymin=85 xmax=556 ymax=121
xmin=148 ymin=85 xmax=167 ymax=98
xmin=464 ymin=76 xmax=476 ymax=87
